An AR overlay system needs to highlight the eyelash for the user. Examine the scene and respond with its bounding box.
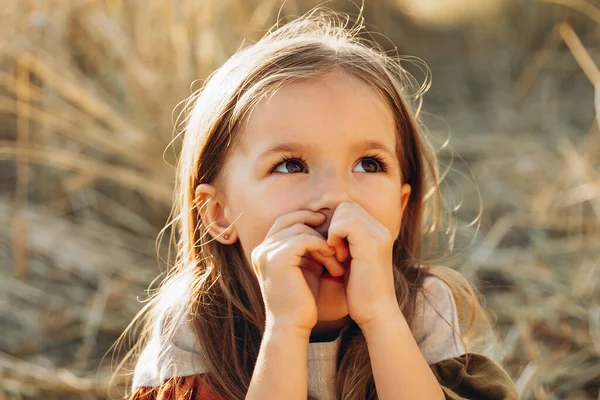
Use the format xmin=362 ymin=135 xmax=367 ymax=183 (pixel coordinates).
xmin=269 ymin=152 xmax=389 ymax=173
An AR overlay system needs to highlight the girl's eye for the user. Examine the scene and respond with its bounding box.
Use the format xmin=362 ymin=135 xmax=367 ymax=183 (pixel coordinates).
xmin=270 ymin=154 xmax=388 ymax=174
xmin=355 ymin=155 xmax=387 ymax=173
xmin=271 ymin=156 xmax=307 ymax=174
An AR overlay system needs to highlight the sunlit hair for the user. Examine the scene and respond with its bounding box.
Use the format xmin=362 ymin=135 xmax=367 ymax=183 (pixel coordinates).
xmin=112 ymin=7 xmax=496 ymax=400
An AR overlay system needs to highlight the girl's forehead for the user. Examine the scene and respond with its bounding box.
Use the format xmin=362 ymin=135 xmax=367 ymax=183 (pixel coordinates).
xmin=238 ymin=72 xmax=397 ymax=156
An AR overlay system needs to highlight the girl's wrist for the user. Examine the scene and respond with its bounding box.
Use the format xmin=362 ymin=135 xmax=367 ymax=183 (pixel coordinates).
xmin=357 ymin=305 xmax=406 ymax=339
xmin=264 ymin=320 xmax=313 ymax=341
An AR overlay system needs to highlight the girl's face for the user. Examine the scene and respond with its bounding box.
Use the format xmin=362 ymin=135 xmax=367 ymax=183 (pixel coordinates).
xmin=211 ymin=70 xmax=410 ymax=330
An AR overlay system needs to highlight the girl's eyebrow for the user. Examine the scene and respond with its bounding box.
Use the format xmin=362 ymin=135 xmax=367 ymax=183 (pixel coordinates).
xmin=257 ymin=139 xmax=395 ymax=160
xmin=258 ymin=142 xmax=314 ymax=160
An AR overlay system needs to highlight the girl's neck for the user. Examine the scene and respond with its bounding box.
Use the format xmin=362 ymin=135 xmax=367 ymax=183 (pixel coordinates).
xmin=309 ymin=315 xmax=352 ymax=343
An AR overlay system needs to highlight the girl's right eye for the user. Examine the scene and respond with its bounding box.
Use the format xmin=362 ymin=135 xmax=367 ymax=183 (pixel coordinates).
xmin=270 ymin=156 xmax=307 ymax=174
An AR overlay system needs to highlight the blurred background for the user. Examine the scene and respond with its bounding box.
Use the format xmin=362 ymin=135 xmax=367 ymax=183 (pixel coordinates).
xmin=1 ymin=0 xmax=599 ymax=399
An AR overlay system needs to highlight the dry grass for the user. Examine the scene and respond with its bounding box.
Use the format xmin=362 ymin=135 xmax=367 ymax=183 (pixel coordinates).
xmin=0 ymin=0 xmax=599 ymax=399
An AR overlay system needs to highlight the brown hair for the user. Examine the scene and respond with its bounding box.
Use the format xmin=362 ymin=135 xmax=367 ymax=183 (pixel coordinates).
xmin=113 ymin=7 xmax=496 ymax=400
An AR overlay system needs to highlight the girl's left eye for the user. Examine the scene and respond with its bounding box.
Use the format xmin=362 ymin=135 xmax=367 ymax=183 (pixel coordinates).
xmin=356 ymin=155 xmax=388 ymax=173
xmin=270 ymin=155 xmax=308 ymax=174
xmin=269 ymin=154 xmax=388 ymax=174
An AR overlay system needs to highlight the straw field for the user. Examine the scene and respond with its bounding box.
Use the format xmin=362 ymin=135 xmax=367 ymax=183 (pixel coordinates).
xmin=0 ymin=0 xmax=599 ymax=399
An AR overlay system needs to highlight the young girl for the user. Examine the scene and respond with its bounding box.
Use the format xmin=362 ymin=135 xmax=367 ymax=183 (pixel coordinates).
xmin=117 ymin=8 xmax=518 ymax=400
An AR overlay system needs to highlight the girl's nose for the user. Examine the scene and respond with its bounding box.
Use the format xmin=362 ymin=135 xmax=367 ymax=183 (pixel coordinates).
xmin=315 ymin=167 xmax=352 ymax=207
xmin=310 ymin=170 xmax=352 ymax=236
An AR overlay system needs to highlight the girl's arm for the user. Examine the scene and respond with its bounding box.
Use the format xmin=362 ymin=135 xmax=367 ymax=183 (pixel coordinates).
xmin=245 ymin=324 xmax=310 ymax=400
xmin=361 ymin=308 xmax=446 ymax=400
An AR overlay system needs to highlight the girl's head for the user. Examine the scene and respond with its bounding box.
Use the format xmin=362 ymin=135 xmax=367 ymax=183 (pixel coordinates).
xmin=119 ymin=8 xmax=492 ymax=400
xmin=195 ymin=68 xmax=416 ymax=323
xmin=182 ymin=10 xmax=433 ymax=326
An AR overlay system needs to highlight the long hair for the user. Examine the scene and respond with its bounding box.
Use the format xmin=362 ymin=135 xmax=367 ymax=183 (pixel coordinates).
xmin=113 ymin=7 xmax=495 ymax=400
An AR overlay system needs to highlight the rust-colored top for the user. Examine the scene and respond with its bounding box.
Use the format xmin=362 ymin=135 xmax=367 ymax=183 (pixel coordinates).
xmin=129 ymin=374 xmax=225 ymax=400
xmin=129 ymin=354 xmax=519 ymax=400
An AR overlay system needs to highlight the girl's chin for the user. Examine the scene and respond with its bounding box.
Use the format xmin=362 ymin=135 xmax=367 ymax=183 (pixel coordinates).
xmin=311 ymin=314 xmax=352 ymax=342
xmin=316 ymin=282 xmax=348 ymax=321
xmin=316 ymin=311 xmax=350 ymax=323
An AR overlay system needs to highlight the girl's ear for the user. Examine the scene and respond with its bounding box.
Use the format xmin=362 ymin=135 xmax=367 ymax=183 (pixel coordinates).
xmin=194 ymin=183 xmax=238 ymax=244
xmin=395 ymin=183 xmax=412 ymax=240
xmin=400 ymin=183 xmax=411 ymax=214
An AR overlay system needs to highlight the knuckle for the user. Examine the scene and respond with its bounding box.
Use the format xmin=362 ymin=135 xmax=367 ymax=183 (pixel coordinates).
xmin=378 ymin=227 xmax=393 ymax=243
xmin=251 ymin=245 xmax=270 ymax=271
xmin=375 ymin=234 xmax=392 ymax=251
xmin=289 ymin=233 xmax=317 ymax=251
xmin=298 ymin=232 xmax=318 ymax=242
xmin=292 ymin=222 xmax=308 ymax=232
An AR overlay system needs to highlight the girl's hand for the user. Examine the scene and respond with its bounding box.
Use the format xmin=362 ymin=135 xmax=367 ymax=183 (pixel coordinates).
xmin=251 ymin=210 xmax=345 ymax=336
xmin=327 ymin=202 xmax=401 ymax=328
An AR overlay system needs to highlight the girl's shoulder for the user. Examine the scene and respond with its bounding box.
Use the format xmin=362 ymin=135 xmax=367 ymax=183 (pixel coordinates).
xmin=412 ymin=275 xmax=466 ymax=364
xmin=416 ymin=276 xmax=519 ymax=399
xmin=131 ymin=294 xmax=209 ymax=391
xmin=420 ymin=274 xmax=455 ymax=303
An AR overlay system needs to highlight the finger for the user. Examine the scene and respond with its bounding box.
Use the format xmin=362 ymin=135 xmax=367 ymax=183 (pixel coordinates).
xmin=298 ymin=255 xmax=323 ymax=277
xmin=315 ymin=246 xmax=336 ymax=257
xmin=327 ymin=235 xmax=350 ymax=263
xmin=254 ymin=232 xmax=329 ymax=276
xmin=307 ymin=250 xmax=345 ymax=277
xmin=287 ymin=234 xmax=340 ymax=270
xmin=285 ymin=228 xmax=340 ymax=271
xmin=266 ymin=221 xmax=330 ymax=247
xmin=337 ymin=238 xmax=350 ymax=262
xmin=266 ymin=210 xmax=326 ymax=239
